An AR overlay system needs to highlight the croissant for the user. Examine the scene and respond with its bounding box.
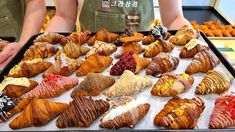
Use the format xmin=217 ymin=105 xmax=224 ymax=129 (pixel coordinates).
xmin=62 ymin=41 xmax=89 ymax=59
xmin=144 ymin=38 xmax=174 ymax=58
xmin=23 ymin=42 xmax=59 ymax=61
xmin=0 ymin=93 xmax=30 ymax=123
xmin=170 ymin=25 xmax=199 ymax=46
xmin=106 ymin=70 xmax=152 ymax=97
xmin=185 ymin=50 xmax=220 ymax=74
xmin=154 ymin=97 xmax=205 ymax=129
xmin=146 ymin=53 xmax=179 ymax=76
xmin=87 ymin=28 xmax=119 ymax=46
xmin=56 ymin=97 xmax=109 ymax=128
xmin=100 ymin=96 xmax=150 ymax=129
xmin=195 ymin=70 xmax=233 ymax=95
xmin=25 ymin=74 xmax=78 ymax=99
xmin=110 ymin=51 xmax=150 ymax=76
xmin=60 ymin=30 xmax=91 ymax=46
xmin=118 ymin=32 xmax=144 ymax=43
xmin=142 ymin=32 xmax=171 ymax=45
xmin=9 ymin=98 xmax=68 ymax=129
xmin=231 ymin=29 xmax=235 ymax=37
xmin=76 ymin=54 xmax=113 ymax=77
xmin=34 ymin=32 xmax=64 ymax=44
xmin=113 ymin=29 xmax=135 ymax=46
xmin=1 ymin=77 xmax=38 ymax=98
xmin=115 ymin=41 xmax=144 ymax=58
xmin=8 ymin=58 xmax=52 ymax=78
xmin=0 ymin=39 xmax=9 ymax=51
xmin=151 ymin=73 xmax=194 ymax=97
xmin=71 ymin=73 xmax=115 ymax=97
xmin=43 ymin=51 xmax=83 ymax=77
xmin=209 ymin=94 xmax=235 ymax=128
xmin=86 ymin=40 xmax=117 ymax=58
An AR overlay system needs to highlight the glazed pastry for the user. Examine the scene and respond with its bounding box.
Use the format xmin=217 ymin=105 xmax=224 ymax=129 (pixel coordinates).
xmin=86 ymin=40 xmax=117 ymax=58
xmin=179 ymin=39 xmax=209 ymax=58
xmin=154 ymin=97 xmax=205 ymax=129
xmin=63 ymin=41 xmax=90 ymax=59
xmin=71 ymin=73 xmax=115 ymax=97
xmin=209 ymin=94 xmax=235 ymax=128
xmin=60 ymin=30 xmax=91 ymax=46
xmin=0 ymin=93 xmax=30 ymax=123
xmin=0 ymin=39 xmax=9 ymax=52
xmin=143 ymin=38 xmax=174 ymax=58
xmin=1 ymin=77 xmax=38 ymax=98
xmin=9 ymin=98 xmax=68 ymax=129
xmin=25 ymin=74 xmax=78 ymax=99
xmin=118 ymin=30 xmax=144 ymax=43
xmin=185 ymin=50 xmax=220 ymax=74
xmin=8 ymin=58 xmax=52 ymax=78
xmin=113 ymin=29 xmax=136 ymax=46
xmin=106 ymin=70 xmax=152 ymax=97
xmin=170 ymin=25 xmax=199 ymax=46
xmin=195 ymin=70 xmax=233 ymax=95
xmin=87 ymin=28 xmax=119 ymax=46
xmin=110 ymin=51 xmax=150 ymax=76
xmin=43 ymin=52 xmax=83 ymax=77
xmin=23 ymin=42 xmax=59 ymax=61
xmin=56 ymin=97 xmax=109 ymax=128
xmin=100 ymin=96 xmax=150 ymax=129
xmin=115 ymin=41 xmax=144 ymax=58
xmin=151 ymin=73 xmax=194 ymax=97
xmin=76 ymin=54 xmax=113 ymax=77
xmin=146 ymin=53 xmax=179 ymax=76
xmin=34 ymin=32 xmax=64 ymax=44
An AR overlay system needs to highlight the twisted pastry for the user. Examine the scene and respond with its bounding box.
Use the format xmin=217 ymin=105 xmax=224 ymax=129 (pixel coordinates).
xmin=60 ymin=30 xmax=91 ymax=46
xmin=63 ymin=41 xmax=89 ymax=59
xmin=34 ymin=32 xmax=64 ymax=44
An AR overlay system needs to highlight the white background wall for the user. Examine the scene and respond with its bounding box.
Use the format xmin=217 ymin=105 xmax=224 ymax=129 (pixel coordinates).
xmin=216 ymin=0 xmax=235 ymax=24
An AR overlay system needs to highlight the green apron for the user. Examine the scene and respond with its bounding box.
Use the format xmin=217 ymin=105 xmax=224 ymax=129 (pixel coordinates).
xmin=0 ymin=0 xmax=25 ymax=40
xmin=79 ymin=0 xmax=154 ymax=32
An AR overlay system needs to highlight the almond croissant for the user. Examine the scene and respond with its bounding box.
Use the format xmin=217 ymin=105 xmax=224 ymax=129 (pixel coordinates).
xmin=146 ymin=53 xmax=179 ymax=76
xmin=100 ymin=96 xmax=150 ymax=129
xmin=34 ymin=32 xmax=64 ymax=44
xmin=185 ymin=50 xmax=220 ymax=74
xmin=63 ymin=41 xmax=89 ymax=59
xmin=60 ymin=30 xmax=91 ymax=46
xmin=195 ymin=70 xmax=233 ymax=95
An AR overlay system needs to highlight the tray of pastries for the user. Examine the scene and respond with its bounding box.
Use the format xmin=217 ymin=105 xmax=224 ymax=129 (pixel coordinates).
xmin=0 ymin=24 xmax=235 ymax=131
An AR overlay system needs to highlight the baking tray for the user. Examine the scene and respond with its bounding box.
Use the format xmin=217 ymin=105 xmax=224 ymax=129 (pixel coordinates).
xmin=1 ymin=31 xmax=235 ymax=131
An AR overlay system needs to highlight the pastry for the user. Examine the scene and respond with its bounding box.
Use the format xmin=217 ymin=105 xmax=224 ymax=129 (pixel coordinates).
xmin=106 ymin=70 xmax=152 ymax=97
xmin=86 ymin=40 xmax=117 ymax=58
xmin=185 ymin=50 xmax=220 ymax=74
xmin=146 ymin=53 xmax=179 ymax=76
xmin=0 ymin=39 xmax=9 ymax=52
xmin=143 ymin=38 xmax=174 ymax=58
xmin=113 ymin=29 xmax=135 ymax=46
xmin=34 ymin=32 xmax=64 ymax=44
xmin=151 ymin=73 xmax=194 ymax=97
xmin=209 ymin=94 xmax=235 ymax=128
xmin=118 ymin=30 xmax=144 ymax=43
xmin=170 ymin=25 xmax=199 ymax=46
xmin=195 ymin=70 xmax=233 ymax=95
xmin=23 ymin=42 xmax=59 ymax=61
xmin=110 ymin=51 xmax=150 ymax=76
xmin=76 ymin=54 xmax=113 ymax=77
xmin=9 ymin=98 xmax=68 ymax=129
xmin=154 ymin=97 xmax=205 ymax=129
xmin=56 ymin=97 xmax=109 ymax=128
xmin=71 ymin=73 xmax=115 ymax=97
xmin=62 ymin=41 xmax=89 ymax=59
xmin=0 ymin=93 xmax=30 ymax=123
xmin=60 ymin=30 xmax=91 ymax=46
xmin=8 ymin=58 xmax=52 ymax=78
xmin=25 ymin=74 xmax=78 ymax=99
xmin=1 ymin=77 xmax=38 ymax=98
xmin=179 ymin=39 xmax=208 ymax=58
xmin=43 ymin=51 xmax=83 ymax=77
xmin=87 ymin=28 xmax=119 ymax=46
xmin=100 ymin=96 xmax=150 ymax=129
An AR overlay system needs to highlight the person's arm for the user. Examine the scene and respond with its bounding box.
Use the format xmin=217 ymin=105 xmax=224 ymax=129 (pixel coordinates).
xmin=158 ymin=0 xmax=192 ymax=30
xmin=46 ymin=0 xmax=78 ymax=32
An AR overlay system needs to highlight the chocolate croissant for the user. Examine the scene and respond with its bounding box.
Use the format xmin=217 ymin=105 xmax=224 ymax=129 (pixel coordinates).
xmin=151 ymin=73 xmax=194 ymax=97
xmin=185 ymin=50 xmax=220 ymax=74
xmin=56 ymin=97 xmax=109 ymax=128
xmin=100 ymin=96 xmax=150 ymax=129
xmin=144 ymin=38 xmax=174 ymax=58
xmin=154 ymin=97 xmax=205 ymax=129
xmin=195 ymin=70 xmax=233 ymax=95
xmin=142 ymin=28 xmax=171 ymax=45
xmin=34 ymin=32 xmax=64 ymax=44
xmin=180 ymin=42 xmax=208 ymax=58
xmin=146 ymin=53 xmax=179 ymax=76
xmin=60 ymin=30 xmax=91 ymax=46
xmin=63 ymin=41 xmax=89 ymax=59
xmin=118 ymin=31 xmax=144 ymax=43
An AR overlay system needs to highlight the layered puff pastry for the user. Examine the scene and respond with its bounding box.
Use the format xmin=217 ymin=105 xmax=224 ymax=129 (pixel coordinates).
xmin=62 ymin=41 xmax=89 ymax=59
xmin=100 ymin=96 xmax=150 ymax=129
xmin=34 ymin=32 xmax=64 ymax=44
xmin=60 ymin=30 xmax=91 ymax=46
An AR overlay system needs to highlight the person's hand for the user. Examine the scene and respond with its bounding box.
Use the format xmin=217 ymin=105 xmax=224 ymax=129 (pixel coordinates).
xmin=0 ymin=42 xmax=22 ymax=69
